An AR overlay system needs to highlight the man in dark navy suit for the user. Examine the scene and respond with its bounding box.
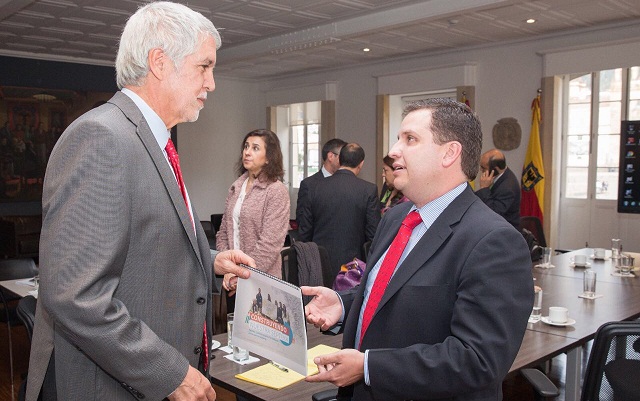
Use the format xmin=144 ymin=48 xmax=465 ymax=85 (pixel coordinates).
xmin=475 ymin=148 xmax=521 ymax=229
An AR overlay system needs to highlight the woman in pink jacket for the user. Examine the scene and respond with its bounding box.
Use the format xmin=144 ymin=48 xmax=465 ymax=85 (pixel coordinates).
xmin=216 ymin=129 xmax=290 ymax=307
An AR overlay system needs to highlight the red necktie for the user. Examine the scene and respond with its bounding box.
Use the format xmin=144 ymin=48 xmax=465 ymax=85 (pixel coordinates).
xmin=359 ymin=211 xmax=422 ymax=348
xmin=165 ymin=139 xmax=209 ymax=371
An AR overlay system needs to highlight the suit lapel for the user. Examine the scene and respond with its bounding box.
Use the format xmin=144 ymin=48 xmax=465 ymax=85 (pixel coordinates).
xmin=374 ymin=187 xmax=477 ymax=318
xmin=109 ymin=93 xmax=203 ymax=267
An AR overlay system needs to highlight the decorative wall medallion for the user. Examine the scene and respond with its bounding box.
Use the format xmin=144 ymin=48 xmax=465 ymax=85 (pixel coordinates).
xmin=492 ymin=117 xmax=521 ymax=150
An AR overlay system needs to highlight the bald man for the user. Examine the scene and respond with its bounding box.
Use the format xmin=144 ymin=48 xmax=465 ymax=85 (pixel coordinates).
xmin=475 ymin=149 xmax=521 ymax=229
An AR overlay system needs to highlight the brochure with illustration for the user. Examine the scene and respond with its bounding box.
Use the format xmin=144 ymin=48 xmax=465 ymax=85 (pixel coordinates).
xmin=232 ymin=266 xmax=308 ymax=375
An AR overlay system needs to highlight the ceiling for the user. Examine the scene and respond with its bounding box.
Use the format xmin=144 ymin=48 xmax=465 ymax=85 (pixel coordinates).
xmin=0 ymin=0 xmax=639 ymax=80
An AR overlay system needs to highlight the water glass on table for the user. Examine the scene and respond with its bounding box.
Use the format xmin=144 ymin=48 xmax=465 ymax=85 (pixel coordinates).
xmin=227 ymin=312 xmax=249 ymax=361
xmin=529 ymin=287 xmax=542 ymax=323
xmin=618 ymin=255 xmax=634 ymax=277
xmin=611 ymin=238 xmax=622 ymax=259
xmin=541 ymin=247 xmax=552 ymax=268
xmin=583 ymin=270 xmax=597 ymax=298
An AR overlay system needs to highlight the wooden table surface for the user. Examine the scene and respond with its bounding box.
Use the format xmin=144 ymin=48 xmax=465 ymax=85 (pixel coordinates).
xmin=209 ymin=328 xmax=342 ymax=401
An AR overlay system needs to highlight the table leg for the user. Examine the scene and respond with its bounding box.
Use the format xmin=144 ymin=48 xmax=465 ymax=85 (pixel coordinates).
xmin=565 ymin=346 xmax=582 ymax=401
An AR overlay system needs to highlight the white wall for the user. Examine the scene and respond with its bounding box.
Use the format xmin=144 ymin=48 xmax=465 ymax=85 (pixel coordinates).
xmin=180 ymin=22 xmax=640 ymax=220
xmin=179 ymin=78 xmax=262 ymax=218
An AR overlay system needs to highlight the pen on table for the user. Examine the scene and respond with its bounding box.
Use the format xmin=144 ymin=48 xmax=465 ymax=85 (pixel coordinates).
xmin=269 ymin=361 xmax=288 ymax=372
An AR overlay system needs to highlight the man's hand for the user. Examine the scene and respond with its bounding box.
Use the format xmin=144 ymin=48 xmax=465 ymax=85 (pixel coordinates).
xmin=301 ymin=286 xmax=342 ymax=331
xmin=479 ymin=169 xmax=494 ymax=189
xmin=214 ymin=250 xmax=254 ymax=278
xmin=168 ymin=365 xmax=216 ymax=401
xmin=222 ymin=272 xmax=239 ymax=296
xmin=305 ymin=349 xmax=365 ymax=387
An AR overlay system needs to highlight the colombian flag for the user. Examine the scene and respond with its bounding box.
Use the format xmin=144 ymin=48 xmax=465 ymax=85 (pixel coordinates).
xmin=521 ymin=94 xmax=544 ymax=223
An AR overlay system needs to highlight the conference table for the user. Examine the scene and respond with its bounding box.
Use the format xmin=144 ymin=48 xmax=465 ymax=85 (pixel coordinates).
xmin=526 ymin=248 xmax=640 ymax=400
xmin=208 ymin=248 xmax=640 ymax=401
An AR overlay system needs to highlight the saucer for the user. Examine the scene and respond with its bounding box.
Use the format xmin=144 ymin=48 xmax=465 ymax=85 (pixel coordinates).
xmin=589 ymin=255 xmax=609 ymax=261
xmin=541 ymin=316 xmax=576 ymax=326
xmin=211 ymin=340 xmax=221 ymax=350
xmin=570 ymin=262 xmax=591 ymax=268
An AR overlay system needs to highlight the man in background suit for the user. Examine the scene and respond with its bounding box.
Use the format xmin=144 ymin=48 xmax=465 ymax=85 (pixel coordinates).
xmin=298 ymin=143 xmax=380 ymax=275
xmin=295 ymin=138 xmax=346 ymax=224
xmin=26 ymin=3 xmax=253 ymax=401
xmin=475 ymin=148 xmax=521 ymax=229
xmin=302 ymin=99 xmax=532 ymax=401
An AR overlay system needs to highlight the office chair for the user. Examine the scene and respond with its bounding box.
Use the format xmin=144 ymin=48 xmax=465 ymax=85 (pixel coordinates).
xmin=520 ymin=216 xmax=570 ymax=254
xmin=16 ymin=295 xmax=37 ymax=401
xmin=522 ymin=320 xmax=640 ymax=401
xmin=362 ymin=241 xmax=371 ymax=263
xmin=520 ymin=216 xmax=547 ymax=247
xmin=281 ymin=242 xmax=333 ymax=289
xmin=210 ymin=213 xmax=223 ymax=233
xmin=0 ymin=258 xmax=38 ymax=401
xmin=199 ymin=220 xmax=215 ymax=249
xmin=15 ymin=295 xmax=57 ymax=401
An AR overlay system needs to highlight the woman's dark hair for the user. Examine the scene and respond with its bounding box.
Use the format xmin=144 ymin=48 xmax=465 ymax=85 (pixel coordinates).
xmin=383 ymin=155 xmax=395 ymax=169
xmin=236 ymin=129 xmax=284 ymax=182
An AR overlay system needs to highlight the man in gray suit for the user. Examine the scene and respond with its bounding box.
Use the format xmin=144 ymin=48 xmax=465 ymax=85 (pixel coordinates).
xmin=302 ymin=99 xmax=532 ymax=400
xmin=26 ymin=3 xmax=253 ymax=401
xmin=297 ymin=143 xmax=380 ymax=275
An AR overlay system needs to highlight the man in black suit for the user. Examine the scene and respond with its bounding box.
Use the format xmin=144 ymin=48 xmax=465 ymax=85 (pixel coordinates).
xmin=298 ymin=143 xmax=380 ymax=276
xmin=302 ymin=99 xmax=532 ymax=401
xmin=475 ymin=148 xmax=521 ymax=229
xmin=296 ymin=138 xmax=346 ymax=224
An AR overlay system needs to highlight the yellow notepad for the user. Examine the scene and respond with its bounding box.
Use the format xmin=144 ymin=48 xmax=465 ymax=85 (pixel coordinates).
xmin=235 ymin=344 xmax=340 ymax=390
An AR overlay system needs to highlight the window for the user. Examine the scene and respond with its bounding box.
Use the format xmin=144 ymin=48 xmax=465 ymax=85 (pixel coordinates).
xmin=284 ymin=101 xmax=321 ymax=189
xmin=563 ymin=67 xmax=639 ymax=200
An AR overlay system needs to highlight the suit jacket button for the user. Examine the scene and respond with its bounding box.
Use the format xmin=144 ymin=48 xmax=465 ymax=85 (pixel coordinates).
xmin=194 ymin=346 xmax=202 ymax=354
xmin=197 ymin=297 xmax=205 ymax=305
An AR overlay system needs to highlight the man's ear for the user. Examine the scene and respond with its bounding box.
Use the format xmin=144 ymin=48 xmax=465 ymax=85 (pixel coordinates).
xmin=442 ymin=141 xmax=462 ymax=168
xmin=148 ymin=48 xmax=168 ymax=80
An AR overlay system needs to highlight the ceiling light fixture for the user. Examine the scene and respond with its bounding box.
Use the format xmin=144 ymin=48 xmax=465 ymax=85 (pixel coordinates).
xmin=33 ymin=92 xmax=56 ymax=102
xmin=526 ymin=18 xmax=536 ymax=24
xmin=363 ymin=48 xmax=370 ymax=52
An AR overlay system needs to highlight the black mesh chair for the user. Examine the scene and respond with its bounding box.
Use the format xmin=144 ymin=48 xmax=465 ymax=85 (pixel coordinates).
xmin=522 ymin=320 xmax=640 ymax=401
xmin=583 ymin=320 xmax=640 ymax=401
xmin=210 ymin=213 xmax=223 ymax=233
xmin=199 ymin=220 xmax=215 ymax=249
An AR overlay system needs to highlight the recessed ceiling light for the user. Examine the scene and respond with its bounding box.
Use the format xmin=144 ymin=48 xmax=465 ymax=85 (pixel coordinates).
xmin=363 ymin=48 xmax=370 ymax=52
xmin=526 ymin=18 xmax=536 ymax=24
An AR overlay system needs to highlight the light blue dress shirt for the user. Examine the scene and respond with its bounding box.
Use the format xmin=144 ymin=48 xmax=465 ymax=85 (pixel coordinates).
xmin=354 ymin=182 xmax=467 ymax=385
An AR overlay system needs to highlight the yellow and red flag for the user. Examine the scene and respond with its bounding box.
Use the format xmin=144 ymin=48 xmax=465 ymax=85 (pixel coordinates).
xmin=521 ymin=94 xmax=545 ymax=223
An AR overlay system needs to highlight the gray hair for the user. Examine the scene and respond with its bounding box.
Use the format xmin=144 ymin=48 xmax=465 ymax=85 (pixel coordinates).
xmin=115 ymin=1 xmax=221 ymax=89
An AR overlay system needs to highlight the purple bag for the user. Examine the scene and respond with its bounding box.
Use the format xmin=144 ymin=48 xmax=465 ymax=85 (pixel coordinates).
xmin=332 ymin=258 xmax=366 ymax=291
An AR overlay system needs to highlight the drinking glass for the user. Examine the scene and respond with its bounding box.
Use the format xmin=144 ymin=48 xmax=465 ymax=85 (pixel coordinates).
xmin=611 ymin=238 xmax=622 ymax=259
xmin=227 ymin=313 xmax=234 ymax=347
xmin=529 ymin=287 xmax=542 ymax=323
xmin=541 ymin=247 xmax=552 ymax=268
xmin=583 ymin=270 xmax=597 ymax=298
xmin=618 ymin=255 xmax=634 ymax=277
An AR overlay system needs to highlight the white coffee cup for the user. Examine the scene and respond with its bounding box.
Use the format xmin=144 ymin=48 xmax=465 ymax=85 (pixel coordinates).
xmin=548 ymin=306 xmax=569 ymax=323
xmin=594 ymin=248 xmax=606 ymax=259
xmin=573 ymin=254 xmax=587 ymax=266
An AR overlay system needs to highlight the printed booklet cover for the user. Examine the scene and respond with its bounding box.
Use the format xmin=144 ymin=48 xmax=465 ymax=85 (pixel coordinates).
xmin=232 ymin=267 xmax=308 ymax=375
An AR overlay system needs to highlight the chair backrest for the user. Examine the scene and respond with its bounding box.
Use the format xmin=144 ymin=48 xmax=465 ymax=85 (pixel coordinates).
xmin=199 ymin=220 xmax=215 ymax=249
xmin=0 ymin=258 xmax=37 ymax=307
xmin=0 ymin=258 xmax=37 ymax=281
xmin=16 ymin=295 xmax=37 ymax=342
xmin=520 ymin=216 xmax=547 ymax=248
xmin=581 ymin=320 xmax=640 ymax=401
xmin=362 ymin=240 xmax=371 ymax=263
xmin=281 ymin=243 xmax=334 ymax=288
xmin=210 ymin=213 xmax=223 ymax=233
